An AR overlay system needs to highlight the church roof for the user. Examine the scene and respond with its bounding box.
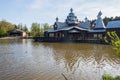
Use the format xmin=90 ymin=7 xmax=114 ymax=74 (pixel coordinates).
xmin=89 ymin=29 xmax=106 ymax=33
xmin=78 ymin=17 xmax=90 ymax=29
xmin=45 ymin=26 xmax=88 ymax=33
xmin=79 ymin=22 xmax=90 ymax=29
xmin=45 ymin=29 xmax=55 ymax=33
xmin=59 ymin=26 xmax=87 ymax=31
xmin=66 ymin=8 xmax=79 ymax=25
xmin=94 ymin=11 xmax=106 ymax=29
xmin=45 ymin=9 xmax=113 ymax=33
xmin=55 ymin=22 xmax=68 ymax=29
xmin=94 ymin=19 xmax=106 ymax=29
xmin=106 ymin=20 xmax=120 ymax=28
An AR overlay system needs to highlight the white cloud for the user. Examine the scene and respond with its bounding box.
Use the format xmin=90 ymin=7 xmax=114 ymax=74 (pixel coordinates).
xmin=29 ymin=0 xmax=45 ymax=10
xmin=3 ymin=0 xmax=120 ymax=28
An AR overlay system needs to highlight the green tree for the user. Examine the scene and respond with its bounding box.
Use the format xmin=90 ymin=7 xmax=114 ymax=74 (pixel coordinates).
xmin=0 ymin=20 xmax=15 ymax=37
xmin=30 ymin=23 xmax=40 ymax=37
xmin=0 ymin=27 xmax=6 ymax=37
xmin=22 ymin=24 xmax=28 ymax=32
xmin=39 ymin=23 xmax=52 ymax=36
xmin=43 ymin=23 xmax=52 ymax=31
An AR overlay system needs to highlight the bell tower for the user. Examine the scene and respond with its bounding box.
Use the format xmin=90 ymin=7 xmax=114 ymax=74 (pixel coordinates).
xmin=66 ymin=8 xmax=79 ymax=26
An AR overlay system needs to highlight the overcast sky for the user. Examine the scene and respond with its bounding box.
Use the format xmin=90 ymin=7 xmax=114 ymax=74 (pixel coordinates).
xmin=0 ymin=0 xmax=120 ymax=28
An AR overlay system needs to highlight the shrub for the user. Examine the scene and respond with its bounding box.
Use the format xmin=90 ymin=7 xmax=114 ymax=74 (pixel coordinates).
xmin=102 ymin=74 xmax=120 ymax=80
xmin=104 ymin=31 xmax=120 ymax=57
xmin=114 ymin=76 xmax=120 ymax=80
xmin=102 ymin=74 xmax=113 ymax=80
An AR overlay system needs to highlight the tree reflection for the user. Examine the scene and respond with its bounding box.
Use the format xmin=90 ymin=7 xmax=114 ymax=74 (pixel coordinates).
xmin=42 ymin=43 xmax=120 ymax=74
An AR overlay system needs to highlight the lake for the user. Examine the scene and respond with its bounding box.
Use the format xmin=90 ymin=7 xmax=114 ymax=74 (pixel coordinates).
xmin=0 ymin=39 xmax=120 ymax=80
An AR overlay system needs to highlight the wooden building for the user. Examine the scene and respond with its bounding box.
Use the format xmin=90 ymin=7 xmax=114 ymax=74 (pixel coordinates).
xmin=32 ymin=8 xmax=120 ymax=43
xmin=44 ymin=8 xmax=106 ymax=42
xmin=8 ymin=29 xmax=27 ymax=37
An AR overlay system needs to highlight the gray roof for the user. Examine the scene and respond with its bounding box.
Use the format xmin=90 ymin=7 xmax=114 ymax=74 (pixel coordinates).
xmin=59 ymin=26 xmax=87 ymax=31
xmin=94 ymin=18 xmax=106 ymax=29
xmin=45 ymin=26 xmax=88 ymax=33
xmin=69 ymin=29 xmax=80 ymax=33
xmin=56 ymin=22 xmax=68 ymax=29
xmin=89 ymin=29 xmax=106 ymax=33
xmin=94 ymin=11 xmax=106 ymax=29
xmin=45 ymin=29 xmax=55 ymax=33
xmin=8 ymin=29 xmax=26 ymax=33
xmin=106 ymin=20 xmax=120 ymax=28
xmin=79 ymin=21 xmax=90 ymax=29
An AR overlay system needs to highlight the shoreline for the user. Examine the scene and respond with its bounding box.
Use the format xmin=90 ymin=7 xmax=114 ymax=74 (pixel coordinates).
xmin=0 ymin=37 xmax=21 ymax=39
xmin=0 ymin=37 xmax=33 ymax=40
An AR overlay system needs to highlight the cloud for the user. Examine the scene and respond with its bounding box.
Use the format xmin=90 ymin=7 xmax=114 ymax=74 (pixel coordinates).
xmin=1 ymin=0 xmax=120 ymax=28
xmin=29 ymin=0 xmax=45 ymax=10
xmin=28 ymin=0 xmax=54 ymax=10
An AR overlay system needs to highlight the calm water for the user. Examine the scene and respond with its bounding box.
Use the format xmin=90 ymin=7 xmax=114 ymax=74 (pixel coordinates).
xmin=0 ymin=39 xmax=120 ymax=80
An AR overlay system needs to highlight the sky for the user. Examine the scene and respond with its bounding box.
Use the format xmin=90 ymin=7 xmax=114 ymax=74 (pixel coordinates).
xmin=0 ymin=0 xmax=120 ymax=28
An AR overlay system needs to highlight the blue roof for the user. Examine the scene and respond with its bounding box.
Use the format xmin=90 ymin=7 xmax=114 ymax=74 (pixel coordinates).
xmin=45 ymin=29 xmax=55 ymax=33
xmin=45 ymin=26 xmax=88 ymax=33
xmin=106 ymin=20 xmax=120 ymax=28
xmin=89 ymin=29 xmax=106 ymax=33
xmin=59 ymin=26 xmax=87 ymax=31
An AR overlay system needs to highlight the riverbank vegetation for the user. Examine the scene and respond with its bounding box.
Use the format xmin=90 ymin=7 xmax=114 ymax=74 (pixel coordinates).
xmin=0 ymin=20 xmax=15 ymax=37
xmin=0 ymin=16 xmax=120 ymax=37
xmin=103 ymin=31 xmax=120 ymax=80
xmin=104 ymin=31 xmax=120 ymax=57
xmin=0 ymin=20 xmax=28 ymax=37
xmin=102 ymin=74 xmax=120 ymax=80
xmin=30 ymin=23 xmax=52 ymax=37
xmin=0 ymin=20 xmax=51 ymax=37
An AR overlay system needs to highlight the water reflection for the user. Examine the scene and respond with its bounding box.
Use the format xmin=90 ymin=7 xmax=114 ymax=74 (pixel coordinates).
xmin=42 ymin=43 xmax=120 ymax=80
xmin=0 ymin=39 xmax=27 ymax=45
xmin=0 ymin=40 xmax=120 ymax=80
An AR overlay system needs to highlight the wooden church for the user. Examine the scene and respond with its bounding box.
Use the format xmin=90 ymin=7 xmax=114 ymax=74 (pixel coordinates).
xmin=35 ymin=8 xmax=120 ymax=43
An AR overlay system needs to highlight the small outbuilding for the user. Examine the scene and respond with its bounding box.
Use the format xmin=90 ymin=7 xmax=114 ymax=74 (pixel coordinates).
xmin=8 ymin=29 xmax=27 ymax=37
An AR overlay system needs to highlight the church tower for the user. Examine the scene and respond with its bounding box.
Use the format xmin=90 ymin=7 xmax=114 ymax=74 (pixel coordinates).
xmin=66 ymin=8 xmax=79 ymax=26
xmin=94 ymin=11 xmax=106 ymax=29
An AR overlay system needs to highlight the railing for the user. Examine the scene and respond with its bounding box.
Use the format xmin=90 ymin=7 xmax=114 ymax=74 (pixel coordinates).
xmin=34 ymin=37 xmax=62 ymax=42
xmin=33 ymin=37 xmax=107 ymax=44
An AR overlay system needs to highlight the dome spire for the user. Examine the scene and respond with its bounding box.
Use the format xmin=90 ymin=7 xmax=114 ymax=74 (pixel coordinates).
xmin=66 ymin=8 xmax=79 ymax=26
xmin=56 ymin=17 xmax=59 ymax=22
xmin=70 ymin=8 xmax=73 ymax=13
xmin=94 ymin=11 xmax=105 ymax=29
xmin=97 ymin=11 xmax=102 ymax=18
xmin=85 ymin=17 xmax=88 ymax=22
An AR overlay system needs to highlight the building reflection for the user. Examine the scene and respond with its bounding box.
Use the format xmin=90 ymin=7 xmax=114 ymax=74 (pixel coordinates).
xmin=0 ymin=39 xmax=27 ymax=45
xmin=22 ymin=39 xmax=27 ymax=45
xmin=42 ymin=43 xmax=120 ymax=74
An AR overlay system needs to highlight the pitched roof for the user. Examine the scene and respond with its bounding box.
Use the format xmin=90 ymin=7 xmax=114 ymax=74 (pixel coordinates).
xmin=45 ymin=29 xmax=55 ymax=33
xmin=79 ymin=21 xmax=90 ymax=29
xmin=8 ymin=29 xmax=25 ymax=33
xmin=59 ymin=26 xmax=87 ymax=31
xmin=94 ymin=18 xmax=106 ymax=29
xmin=93 ymin=11 xmax=106 ymax=29
xmin=55 ymin=22 xmax=68 ymax=29
xmin=106 ymin=20 xmax=120 ymax=28
xmin=45 ymin=26 xmax=88 ymax=33
xmin=88 ymin=29 xmax=106 ymax=33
